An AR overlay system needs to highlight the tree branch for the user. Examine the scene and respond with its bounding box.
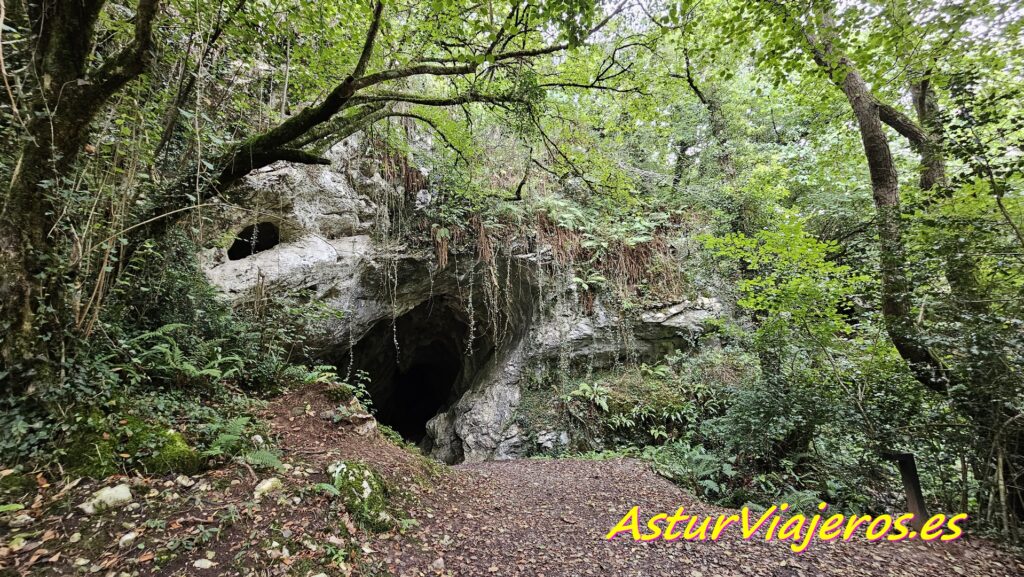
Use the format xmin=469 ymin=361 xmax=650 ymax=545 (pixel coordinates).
xmin=349 ymin=91 xmax=521 ymax=107
xmin=88 ymin=0 xmax=160 ymax=101
xmin=417 ymin=0 xmax=628 ymax=64
xmin=876 ymin=99 xmax=931 ymax=147
xmin=155 ymin=0 xmax=248 ymax=157
xmin=352 ymin=1 xmax=384 ymax=79
xmin=380 ymin=112 xmax=470 ymax=165
xmin=315 ymin=108 xmax=395 ymax=152
xmin=353 ymin=62 xmax=478 ymax=90
xmin=538 ymin=81 xmax=643 ymax=94
xmin=293 ymin=102 xmax=389 ymax=149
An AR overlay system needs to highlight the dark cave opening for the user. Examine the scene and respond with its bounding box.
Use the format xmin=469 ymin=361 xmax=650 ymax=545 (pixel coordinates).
xmin=342 ymin=298 xmax=478 ymax=445
xmin=227 ymin=222 xmax=280 ymax=260
xmin=386 ymin=348 xmax=461 ymax=442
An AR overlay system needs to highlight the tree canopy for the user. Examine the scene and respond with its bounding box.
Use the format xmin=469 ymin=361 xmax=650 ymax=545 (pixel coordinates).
xmin=2 ymin=0 xmax=1023 ymax=542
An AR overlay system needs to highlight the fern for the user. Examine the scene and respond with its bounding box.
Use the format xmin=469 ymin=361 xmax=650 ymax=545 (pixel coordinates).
xmin=222 ymin=417 xmax=251 ymax=436
xmin=201 ymin=416 xmax=252 ymax=457
xmin=244 ymin=449 xmax=284 ymax=472
xmin=567 ymin=382 xmax=610 ymax=412
xmin=303 ymin=365 xmax=340 ymax=384
xmin=314 ymin=482 xmax=341 ymax=496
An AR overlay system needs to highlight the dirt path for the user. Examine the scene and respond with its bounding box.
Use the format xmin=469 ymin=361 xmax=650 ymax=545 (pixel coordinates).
xmin=271 ymin=387 xmax=1020 ymax=577
xmin=385 ymin=458 xmax=1019 ymax=576
xmin=4 ymin=387 xmax=1021 ymax=576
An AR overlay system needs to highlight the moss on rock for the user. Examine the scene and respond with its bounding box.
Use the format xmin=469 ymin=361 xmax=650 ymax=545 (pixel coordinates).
xmin=327 ymin=460 xmax=394 ymax=531
xmin=324 ymin=383 xmax=356 ymax=403
xmin=138 ymin=429 xmax=203 ymax=475
xmin=63 ymin=414 xmax=203 ymax=478
xmin=63 ymin=414 xmax=120 ymax=478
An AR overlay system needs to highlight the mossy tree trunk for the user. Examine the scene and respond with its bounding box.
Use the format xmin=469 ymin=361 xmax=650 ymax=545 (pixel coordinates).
xmin=0 ymin=0 xmax=159 ymax=392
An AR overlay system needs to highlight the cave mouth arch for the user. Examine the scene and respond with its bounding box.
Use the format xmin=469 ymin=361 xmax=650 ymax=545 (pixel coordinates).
xmin=228 ymin=222 xmax=280 ymax=260
xmin=341 ymin=298 xmax=484 ymax=446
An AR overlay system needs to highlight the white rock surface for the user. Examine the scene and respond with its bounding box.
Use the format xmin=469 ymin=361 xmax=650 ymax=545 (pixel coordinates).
xmin=118 ymin=531 xmax=138 ymax=549
xmin=78 ymin=484 xmax=133 ymax=515
xmin=254 ymin=477 xmax=283 ymax=500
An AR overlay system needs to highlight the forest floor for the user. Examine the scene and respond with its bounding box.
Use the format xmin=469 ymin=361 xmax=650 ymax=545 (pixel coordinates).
xmin=3 ymin=386 xmax=1022 ymax=577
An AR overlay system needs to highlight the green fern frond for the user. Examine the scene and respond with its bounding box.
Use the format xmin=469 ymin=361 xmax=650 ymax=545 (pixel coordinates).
xmin=244 ymin=449 xmax=284 ymax=472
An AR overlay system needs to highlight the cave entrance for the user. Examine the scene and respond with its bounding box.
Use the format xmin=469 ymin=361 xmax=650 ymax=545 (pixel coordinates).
xmin=228 ymin=222 xmax=280 ymax=260
xmin=343 ymin=298 xmax=476 ymax=445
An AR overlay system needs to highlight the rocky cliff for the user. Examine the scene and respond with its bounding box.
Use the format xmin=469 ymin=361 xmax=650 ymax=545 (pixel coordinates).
xmin=201 ymin=139 xmax=724 ymax=463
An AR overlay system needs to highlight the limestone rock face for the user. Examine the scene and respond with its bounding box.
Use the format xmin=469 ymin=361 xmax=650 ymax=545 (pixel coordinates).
xmin=640 ymin=297 xmax=724 ymax=333
xmin=201 ymin=137 xmax=725 ymax=463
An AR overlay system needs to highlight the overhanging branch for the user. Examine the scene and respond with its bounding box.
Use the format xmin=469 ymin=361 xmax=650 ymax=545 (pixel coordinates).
xmin=379 ymin=112 xmax=470 ymax=165
xmin=349 ymin=91 xmax=521 ymax=107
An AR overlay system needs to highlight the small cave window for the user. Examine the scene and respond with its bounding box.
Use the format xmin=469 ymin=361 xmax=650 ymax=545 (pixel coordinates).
xmin=227 ymin=222 xmax=280 ymax=260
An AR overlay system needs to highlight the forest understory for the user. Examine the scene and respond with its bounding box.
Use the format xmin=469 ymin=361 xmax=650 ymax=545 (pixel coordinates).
xmin=2 ymin=385 xmax=1022 ymax=577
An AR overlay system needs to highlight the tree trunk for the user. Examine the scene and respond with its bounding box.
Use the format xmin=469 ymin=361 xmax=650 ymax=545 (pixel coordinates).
xmin=1 ymin=1 xmax=103 ymax=389
xmin=837 ymin=65 xmax=949 ymax=395
xmin=884 ymin=452 xmax=930 ymax=530
xmin=1 ymin=0 xmax=160 ymax=392
xmin=671 ymin=138 xmax=688 ymax=191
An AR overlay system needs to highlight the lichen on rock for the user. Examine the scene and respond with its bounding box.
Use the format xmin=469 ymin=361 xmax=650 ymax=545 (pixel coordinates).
xmin=326 ymin=460 xmax=393 ymax=531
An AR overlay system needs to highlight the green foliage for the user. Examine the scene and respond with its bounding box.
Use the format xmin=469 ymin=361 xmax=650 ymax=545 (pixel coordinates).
xmin=565 ymin=382 xmax=610 ymax=412
xmin=0 ymin=0 xmax=1021 ymax=542
xmin=201 ymin=417 xmax=252 ymax=458
xmin=122 ymin=324 xmax=244 ymax=386
xmin=702 ymin=213 xmax=869 ymax=345
xmin=339 ymin=370 xmax=375 ymax=413
xmin=643 ymin=442 xmax=737 ymax=501
xmin=0 ymin=231 xmax=330 ymax=470
xmin=244 ymin=449 xmax=285 ymax=472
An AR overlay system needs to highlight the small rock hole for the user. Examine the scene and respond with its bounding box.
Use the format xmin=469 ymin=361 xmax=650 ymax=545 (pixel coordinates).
xmin=227 ymin=222 xmax=280 ymax=260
